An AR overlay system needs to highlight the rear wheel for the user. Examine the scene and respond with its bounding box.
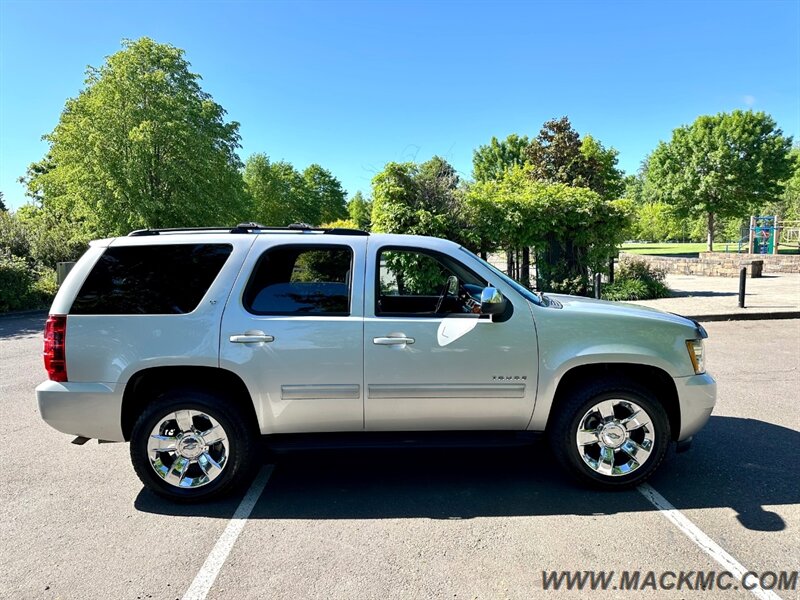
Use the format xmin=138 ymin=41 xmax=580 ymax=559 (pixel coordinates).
xmin=549 ymin=379 xmax=670 ymax=488
xmin=130 ymin=389 xmax=258 ymax=502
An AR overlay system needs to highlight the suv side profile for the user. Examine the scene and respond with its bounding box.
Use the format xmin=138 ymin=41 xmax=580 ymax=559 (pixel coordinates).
xmin=36 ymin=224 xmax=716 ymax=502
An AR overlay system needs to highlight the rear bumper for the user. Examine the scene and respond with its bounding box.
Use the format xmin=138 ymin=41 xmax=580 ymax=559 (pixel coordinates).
xmin=674 ymin=372 xmax=717 ymax=441
xmin=36 ymin=380 xmax=125 ymax=441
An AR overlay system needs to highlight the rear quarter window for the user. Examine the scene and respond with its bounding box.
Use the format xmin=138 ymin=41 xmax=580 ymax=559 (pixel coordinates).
xmin=70 ymin=244 xmax=233 ymax=315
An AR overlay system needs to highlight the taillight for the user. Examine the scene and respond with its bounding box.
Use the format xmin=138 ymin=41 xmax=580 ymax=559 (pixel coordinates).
xmin=43 ymin=315 xmax=68 ymax=382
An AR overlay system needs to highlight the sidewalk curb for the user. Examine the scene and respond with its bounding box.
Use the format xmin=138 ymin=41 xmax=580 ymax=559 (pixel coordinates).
xmin=687 ymin=311 xmax=800 ymax=322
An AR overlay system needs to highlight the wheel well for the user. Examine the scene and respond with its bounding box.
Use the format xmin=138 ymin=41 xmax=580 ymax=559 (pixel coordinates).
xmin=547 ymin=363 xmax=680 ymax=440
xmin=121 ymin=366 xmax=258 ymax=441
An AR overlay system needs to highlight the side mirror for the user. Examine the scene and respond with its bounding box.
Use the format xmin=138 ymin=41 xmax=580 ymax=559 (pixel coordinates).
xmin=480 ymin=286 xmax=507 ymax=316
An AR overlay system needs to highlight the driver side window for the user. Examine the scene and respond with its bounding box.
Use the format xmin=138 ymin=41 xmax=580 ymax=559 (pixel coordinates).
xmin=376 ymin=248 xmax=485 ymax=316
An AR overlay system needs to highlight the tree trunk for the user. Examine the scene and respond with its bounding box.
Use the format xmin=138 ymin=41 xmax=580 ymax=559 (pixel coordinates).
xmin=521 ymin=247 xmax=530 ymax=288
xmin=506 ymin=248 xmax=514 ymax=276
xmin=707 ymin=212 xmax=715 ymax=252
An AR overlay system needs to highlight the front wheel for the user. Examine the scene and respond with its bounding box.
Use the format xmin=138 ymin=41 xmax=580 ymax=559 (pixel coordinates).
xmin=549 ymin=379 xmax=670 ymax=488
xmin=130 ymin=389 xmax=258 ymax=502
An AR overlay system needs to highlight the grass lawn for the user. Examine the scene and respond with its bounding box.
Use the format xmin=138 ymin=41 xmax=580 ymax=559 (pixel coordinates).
xmin=620 ymin=242 xmax=800 ymax=256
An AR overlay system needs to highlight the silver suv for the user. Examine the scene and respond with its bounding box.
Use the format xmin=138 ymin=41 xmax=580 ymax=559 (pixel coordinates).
xmin=36 ymin=224 xmax=716 ymax=502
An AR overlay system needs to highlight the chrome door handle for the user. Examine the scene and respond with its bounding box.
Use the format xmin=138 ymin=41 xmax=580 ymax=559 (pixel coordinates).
xmin=373 ymin=336 xmax=415 ymax=345
xmin=230 ymin=334 xmax=275 ymax=343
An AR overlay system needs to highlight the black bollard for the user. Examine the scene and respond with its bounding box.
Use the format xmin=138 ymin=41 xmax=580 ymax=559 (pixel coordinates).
xmin=738 ymin=267 xmax=746 ymax=308
xmin=594 ymin=272 xmax=602 ymax=299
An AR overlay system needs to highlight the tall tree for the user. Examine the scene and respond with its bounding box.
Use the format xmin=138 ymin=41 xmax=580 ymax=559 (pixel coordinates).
xmin=347 ymin=191 xmax=372 ymax=229
xmin=243 ymin=154 xmax=309 ymax=225
xmin=580 ymin=135 xmax=624 ymax=200
xmin=371 ymin=157 xmax=470 ymax=244
xmin=647 ymin=110 xmax=792 ymax=251
xmin=525 ymin=116 xmax=586 ymax=186
xmin=525 ymin=117 xmax=624 ymax=200
xmin=243 ymin=155 xmax=348 ymax=226
xmin=778 ymin=147 xmax=800 ymax=220
xmin=0 ymin=192 xmax=6 ymax=212
xmin=302 ymin=164 xmax=348 ymax=224
xmin=472 ymin=134 xmax=530 ymax=182
xmin=22 ymin=37 xmax=246 ymax=235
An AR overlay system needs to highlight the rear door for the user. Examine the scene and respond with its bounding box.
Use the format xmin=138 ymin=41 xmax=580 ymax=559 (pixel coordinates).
xmin=220 ymin=235 xmax=367 ymax=433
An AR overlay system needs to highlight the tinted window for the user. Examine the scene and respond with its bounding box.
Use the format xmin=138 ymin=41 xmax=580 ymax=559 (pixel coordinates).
xmin=244 ymin=246 xmax=352 ymax=315
xmin=71 ymin=244 xmax=233 ymax=315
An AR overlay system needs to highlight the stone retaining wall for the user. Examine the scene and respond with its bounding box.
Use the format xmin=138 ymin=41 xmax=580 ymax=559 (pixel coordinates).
xmin=619 ymin=252 xmax=800 ymax=276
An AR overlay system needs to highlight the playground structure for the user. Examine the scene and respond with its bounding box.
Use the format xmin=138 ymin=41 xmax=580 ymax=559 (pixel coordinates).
xmin=745 ymin=215 xmax=800 ymax=254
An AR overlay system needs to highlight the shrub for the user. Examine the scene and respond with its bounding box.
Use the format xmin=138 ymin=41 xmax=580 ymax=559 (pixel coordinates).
xmin=0 ymin=211 xmax=31 ymax=259
xmin=0 ymin=251 xmax=58 ymax=312
xmin=31 ymin=266 xmax=59 ymax=302
xmin=601 ymin=279 xmax=650 ymax=301
xmin=0 ymin=252 xmax=35 ymax=312
xmin=602 ymin=257 xmax=670 ymax=301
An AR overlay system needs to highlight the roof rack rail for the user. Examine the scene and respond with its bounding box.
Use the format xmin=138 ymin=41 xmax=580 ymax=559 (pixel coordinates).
xmin=128 ymin=223 xmax=369 ymax=237
xmin=128 ymin=226 xmax=232 ymax=237
xmin=231 ymin=222 xmax=369 ymax=236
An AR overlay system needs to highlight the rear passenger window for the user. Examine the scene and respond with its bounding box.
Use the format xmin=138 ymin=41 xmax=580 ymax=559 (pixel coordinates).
xmin=244 ymin=246 xmax=352 ymax=315
xmin=71 ymin=244 xmax=233 ymax=315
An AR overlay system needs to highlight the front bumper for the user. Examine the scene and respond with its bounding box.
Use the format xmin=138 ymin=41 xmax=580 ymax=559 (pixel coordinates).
xmin=674 ymin=372 xmax=717 ymax=441
xmin=36 ymin=380 xmax=125 ymax=441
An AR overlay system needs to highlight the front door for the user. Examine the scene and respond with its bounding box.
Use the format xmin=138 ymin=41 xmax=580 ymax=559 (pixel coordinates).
xmin=220 ymin=237 xmax=367 ymax=433
xmin=363 ymin=244 xmax=538 ymax=431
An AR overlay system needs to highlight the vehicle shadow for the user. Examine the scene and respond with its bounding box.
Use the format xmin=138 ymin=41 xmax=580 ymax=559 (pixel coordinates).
xmin=134 ymin=416 xmax=799 ymax=532
xmin=0 ymin=313 xmax=46 ymax=339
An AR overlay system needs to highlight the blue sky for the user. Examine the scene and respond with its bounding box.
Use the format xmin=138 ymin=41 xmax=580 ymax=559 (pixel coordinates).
xmin=1 ymin=0 xmax=798 ymax=211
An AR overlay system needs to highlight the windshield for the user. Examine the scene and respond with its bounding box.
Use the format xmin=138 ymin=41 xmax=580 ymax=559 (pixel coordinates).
xmin=459 ymin=247 xmax=543 ymax=306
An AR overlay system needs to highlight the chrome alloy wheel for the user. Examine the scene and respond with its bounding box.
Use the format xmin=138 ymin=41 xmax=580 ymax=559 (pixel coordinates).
xmin=147 ymin=410 xmax=229 ymax=488
xmin=575 ymin=399 xmax=655 ymax=477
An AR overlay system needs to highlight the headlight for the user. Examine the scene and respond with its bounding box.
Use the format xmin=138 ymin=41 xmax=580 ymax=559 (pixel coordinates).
xmin=686 ymin=339 xmax=706 ymax=374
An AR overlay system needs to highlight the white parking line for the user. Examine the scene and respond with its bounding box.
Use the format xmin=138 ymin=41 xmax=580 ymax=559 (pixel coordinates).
xmin=638 ymin=483 xmax=783 ymax=600
xmin=183 ymin=465 xmax=275 ymax=600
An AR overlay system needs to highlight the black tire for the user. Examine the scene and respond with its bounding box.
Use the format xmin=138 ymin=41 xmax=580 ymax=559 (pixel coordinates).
xmin=548 ymin=378 xmax=670 ymax=488
xmin=130 ymin=388 xmax=258 ymax=502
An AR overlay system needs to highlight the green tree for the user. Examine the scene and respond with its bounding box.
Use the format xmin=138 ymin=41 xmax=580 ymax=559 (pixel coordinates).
xmin=347 ymin=191 xmax=372 ymax=229
xmin=0 ymin=192 xmax=6 ymax=212
xmin=243 ymin=155 xmax=348 ymax=226
xmin=525 ymin=117 xmax=624 ymax=200
xmin=647 ymin=110 xmax=792 ymax=251
xmin=22 ymin=37 xmax=246 ymax=236
xmin=580 ymin=135 xmax=624 ymax=200
xmin=18 ymin=153 xmax=60 ymax=207
xmin=622 ymin=174 xmax=645 ymax=204
xmin=779 ymin=147 xmax=800 ymax=220
xmin=371 ymin=157 xmax=470 ymax=244
xmin=472 ymin=134 xmax=530 ymax=182
xmin=465 ymin=166 xmax=630 ymax=294
xmin=302 ymin=164 xmax=348 ymax=224
xmin=243 ymin=154 xmax=308 ymax=225
xmin=525 ymin=116 xmax=586 ymax=187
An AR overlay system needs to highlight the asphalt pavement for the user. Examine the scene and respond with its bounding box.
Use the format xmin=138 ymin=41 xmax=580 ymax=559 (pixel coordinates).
xmin=0 ymin=314 xmax=798 ymax=599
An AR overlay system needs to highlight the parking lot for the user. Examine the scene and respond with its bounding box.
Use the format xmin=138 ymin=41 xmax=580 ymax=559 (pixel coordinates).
xmin=1 ymin=315 xmax=798 ymax=599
